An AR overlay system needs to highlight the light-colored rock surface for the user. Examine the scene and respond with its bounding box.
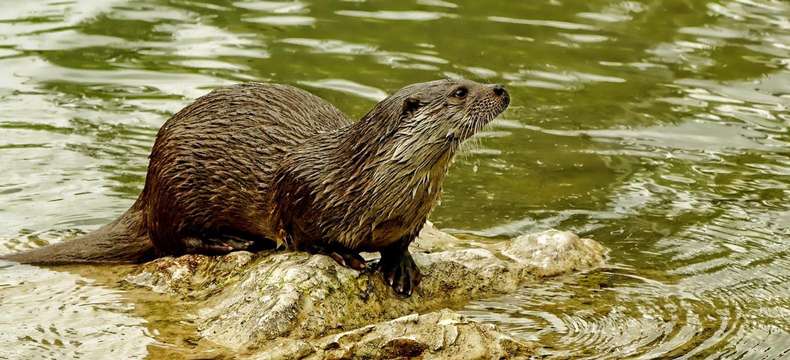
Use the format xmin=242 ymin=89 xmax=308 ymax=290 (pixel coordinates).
xmin=124 ymin=250 xmax=255 ymax=299
xmin=125 ymin=224 xmax=606 ymax=358
xmin=503 ymin=230 xmax=606 ymax=278
xmin=248 ymin=309 xmax=535 ymax=360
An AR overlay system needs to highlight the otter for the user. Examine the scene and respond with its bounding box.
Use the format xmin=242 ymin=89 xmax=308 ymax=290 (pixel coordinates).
xmin=1 ymin=79 xmax=510 ymax=296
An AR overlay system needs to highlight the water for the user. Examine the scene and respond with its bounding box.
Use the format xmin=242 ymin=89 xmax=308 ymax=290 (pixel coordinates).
xmin=0 ymin=0 xmax=788 ymax=358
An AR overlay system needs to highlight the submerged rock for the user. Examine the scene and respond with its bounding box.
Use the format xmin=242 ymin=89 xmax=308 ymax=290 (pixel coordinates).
xmin=125 ymin=224 xmax=606 ymax=357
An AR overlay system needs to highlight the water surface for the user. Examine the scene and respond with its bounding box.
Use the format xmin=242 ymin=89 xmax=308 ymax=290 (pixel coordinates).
xmin=1 ymin=0 xmax=788 ymax=358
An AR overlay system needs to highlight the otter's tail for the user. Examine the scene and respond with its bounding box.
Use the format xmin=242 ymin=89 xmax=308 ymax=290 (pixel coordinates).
xmin=1 ymin=205 xmax=154 ymax=265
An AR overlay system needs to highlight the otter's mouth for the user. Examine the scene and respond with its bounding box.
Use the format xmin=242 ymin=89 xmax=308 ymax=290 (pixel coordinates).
xmin=449 ymin=89 xmax=510 ymax=144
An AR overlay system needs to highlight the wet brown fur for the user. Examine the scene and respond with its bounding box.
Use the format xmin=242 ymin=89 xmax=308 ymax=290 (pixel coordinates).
xmin=2 ymin=80 xmax=509 ymax=289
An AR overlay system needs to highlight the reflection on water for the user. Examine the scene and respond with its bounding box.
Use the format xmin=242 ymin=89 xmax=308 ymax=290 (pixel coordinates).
xmin=0 ymin=262 xmax=153 ymax=359
xmin=0 ymin=0 xmax=788 ymax=358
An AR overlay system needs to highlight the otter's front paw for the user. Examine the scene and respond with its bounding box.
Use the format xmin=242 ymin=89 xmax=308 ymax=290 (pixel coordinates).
xmin=378 ymin=251 xmax=422 ymax=296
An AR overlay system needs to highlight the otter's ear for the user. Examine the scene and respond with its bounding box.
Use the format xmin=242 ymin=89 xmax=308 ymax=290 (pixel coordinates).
xmin=402 ymin=96 xmax=422 ymax=116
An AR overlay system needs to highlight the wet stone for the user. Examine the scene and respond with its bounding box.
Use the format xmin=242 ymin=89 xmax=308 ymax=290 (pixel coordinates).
xmin=125 ymin=223 xmax=606 ymax=358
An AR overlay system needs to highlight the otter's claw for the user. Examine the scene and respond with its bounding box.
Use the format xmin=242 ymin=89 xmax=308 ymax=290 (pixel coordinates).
xmin=378 ymin=250 xmax=422 ymax=296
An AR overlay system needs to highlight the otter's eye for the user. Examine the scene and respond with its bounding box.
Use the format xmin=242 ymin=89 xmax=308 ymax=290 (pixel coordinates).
xmin=452 ymin=87 xmax=468 ymax=99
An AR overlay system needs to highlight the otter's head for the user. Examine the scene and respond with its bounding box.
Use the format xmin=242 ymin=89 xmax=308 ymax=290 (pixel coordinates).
xmin=399 ymin=79 xmax=509 ymax=141
xmin=358 ymin=79 xmax=509 ymax=164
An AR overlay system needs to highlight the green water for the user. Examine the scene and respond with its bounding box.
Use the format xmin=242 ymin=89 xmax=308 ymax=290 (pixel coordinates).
xmin=0 ymin=0 xmax=788 ymax=358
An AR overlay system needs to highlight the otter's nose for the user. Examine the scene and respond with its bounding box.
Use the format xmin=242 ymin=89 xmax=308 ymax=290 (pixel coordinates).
xmin=491 ymin=84 xmax=509 ymax=106
xmin=492 ymin=84 xmax=507 ymax=97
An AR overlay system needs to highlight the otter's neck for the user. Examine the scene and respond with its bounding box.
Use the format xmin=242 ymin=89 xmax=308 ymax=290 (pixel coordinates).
xmin=342 ymin=111 xmax=458 ymax=171
xmin=329 ymin=114 xmax=457 ymax=220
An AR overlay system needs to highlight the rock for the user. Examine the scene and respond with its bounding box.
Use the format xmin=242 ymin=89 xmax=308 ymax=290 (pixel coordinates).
xmin=125 ymin=250 xmax=254 ymax=299
xmin=502 ymin=229 xmax=607 ymax=278
xmin=125 ymin=224 xmax=606 ymax=357
xmin=411 ymin=220 xmax=468 ymax=252
xmin=247 ymin=309 xmax=535 ymax=360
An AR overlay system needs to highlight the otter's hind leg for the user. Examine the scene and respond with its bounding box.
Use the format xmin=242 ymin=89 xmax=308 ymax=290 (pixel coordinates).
xmin=306 ymin=244 xmax=367 ymax=271
xmin=182 ymin=235 xmax=259 ymax=255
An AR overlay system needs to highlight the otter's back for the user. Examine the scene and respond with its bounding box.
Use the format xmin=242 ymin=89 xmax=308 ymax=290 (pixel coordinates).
xmin=143 ymin=83 xmax=350 ymax=253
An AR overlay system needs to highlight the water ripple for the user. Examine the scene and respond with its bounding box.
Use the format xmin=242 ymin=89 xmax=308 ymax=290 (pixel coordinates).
xmin=0 ymin=262 xmax=153 ymax=359
xmin=336 ymin=10 xmax=451 ymax=21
